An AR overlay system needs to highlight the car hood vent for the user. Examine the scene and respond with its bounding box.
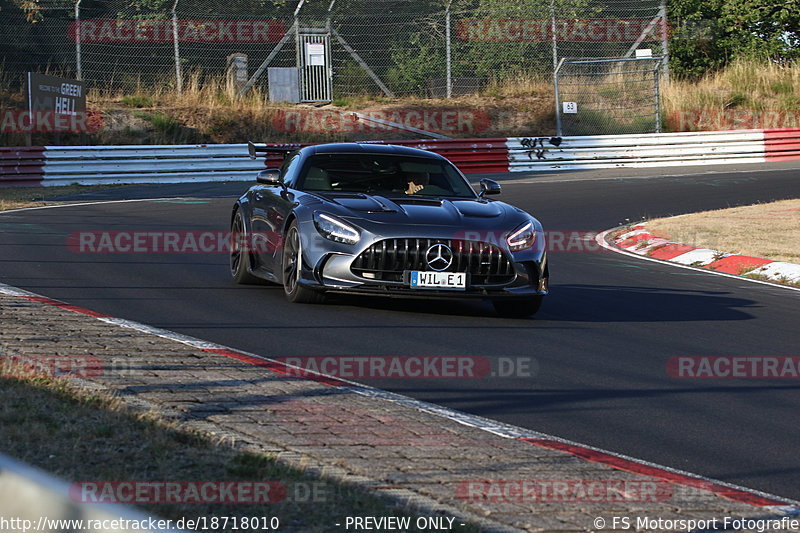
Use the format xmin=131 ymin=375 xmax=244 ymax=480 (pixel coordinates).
xmin=321 ymin=194 xmax=396 ymax=213
xmin=390 ymin=197 xmax=444 ymax=206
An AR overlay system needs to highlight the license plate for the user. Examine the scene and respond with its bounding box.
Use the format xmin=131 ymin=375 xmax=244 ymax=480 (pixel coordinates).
xmin=408 ymin=271 xmax=466 ymax=290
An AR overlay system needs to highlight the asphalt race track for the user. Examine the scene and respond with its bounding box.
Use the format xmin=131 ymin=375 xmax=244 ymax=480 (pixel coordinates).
xmin=1 ymin=165 xmax=799 ymax=500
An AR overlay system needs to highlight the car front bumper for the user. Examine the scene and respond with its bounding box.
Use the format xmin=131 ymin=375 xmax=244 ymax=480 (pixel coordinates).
xmin=298 ymin=251 xmax=548 ymax=300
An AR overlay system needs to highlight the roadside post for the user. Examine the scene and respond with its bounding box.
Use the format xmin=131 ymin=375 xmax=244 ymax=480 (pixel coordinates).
xmin=227 ymin=54 xmax=249 ymax=96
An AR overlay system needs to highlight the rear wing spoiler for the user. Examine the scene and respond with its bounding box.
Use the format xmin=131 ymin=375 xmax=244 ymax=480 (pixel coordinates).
xmin=247 ymin=141 xmax=303 ymax=160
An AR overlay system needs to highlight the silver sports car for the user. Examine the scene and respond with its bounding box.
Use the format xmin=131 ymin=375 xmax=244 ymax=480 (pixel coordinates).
xmin=230 ymin=142 xmax=548 ymax=317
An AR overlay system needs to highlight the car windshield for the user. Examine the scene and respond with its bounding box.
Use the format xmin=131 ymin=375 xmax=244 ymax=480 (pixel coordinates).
xmin=297 ymin=153 xmax=477 ymax=198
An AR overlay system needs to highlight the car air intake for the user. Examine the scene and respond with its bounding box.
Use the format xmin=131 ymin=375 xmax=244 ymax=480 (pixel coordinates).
xmin=351 ymin=238 xmax=515 ymax=285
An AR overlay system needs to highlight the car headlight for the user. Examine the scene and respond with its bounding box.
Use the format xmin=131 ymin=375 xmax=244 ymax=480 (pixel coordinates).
xmin=507 ymin=221 xmax=536 ymax=251
xmin=313 ymin=212 xmax=360 ymax=245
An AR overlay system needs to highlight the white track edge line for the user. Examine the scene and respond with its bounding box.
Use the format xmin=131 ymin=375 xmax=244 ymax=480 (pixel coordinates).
xmin=0 ymin=197 xmax=207 ymax=215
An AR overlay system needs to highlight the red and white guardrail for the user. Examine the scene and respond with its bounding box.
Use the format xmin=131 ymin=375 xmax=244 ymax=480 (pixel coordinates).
xmin=507 ymin=128 xmax=800 ymax=171
xmin=2 ymin=128 xmax=799 ymax=187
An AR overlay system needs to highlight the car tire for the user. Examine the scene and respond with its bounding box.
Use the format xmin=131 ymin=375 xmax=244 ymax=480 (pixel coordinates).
xmin=492 ymin=296 xmax=543 ymax=318
xmin=230 ymin=210 xmax=263 ymax=285
xmin=282 ymin=222 xmax=326 ymax=304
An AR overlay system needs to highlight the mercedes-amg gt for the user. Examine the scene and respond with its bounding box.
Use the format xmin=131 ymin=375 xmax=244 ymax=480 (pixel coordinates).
xmin=230 ymin=142 xmax=548 ymax=317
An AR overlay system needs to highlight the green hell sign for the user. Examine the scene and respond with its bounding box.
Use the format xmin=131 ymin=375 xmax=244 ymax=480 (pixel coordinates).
xmin=18 ymin=73 xmax=97 ymax=133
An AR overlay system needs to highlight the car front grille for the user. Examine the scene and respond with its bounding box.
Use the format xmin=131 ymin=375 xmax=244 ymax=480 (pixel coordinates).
xmin=351 ymin=238 xmax=515 ymax=285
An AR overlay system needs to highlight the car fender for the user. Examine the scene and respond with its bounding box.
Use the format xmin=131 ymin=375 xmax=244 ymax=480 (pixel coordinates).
xmin=231 ymin=197 xmax=255 ymax=236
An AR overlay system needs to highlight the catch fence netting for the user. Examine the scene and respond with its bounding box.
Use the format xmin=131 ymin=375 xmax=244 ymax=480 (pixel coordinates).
xmin=1 ymin=0 xmax=667 ymax=98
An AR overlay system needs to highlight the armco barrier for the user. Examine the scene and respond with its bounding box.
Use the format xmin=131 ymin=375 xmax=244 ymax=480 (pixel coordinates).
xmin=40 ymin=144 xmax=265 ymax=187
xmin=1 ymin=128 xmax=798 ymax=187
xmin=260 ymin=138 xmax=510 ymax=174
xmin=389 ymin=138 xmax=510 ymax=173
xmin=0 ymin=147 xmax=46 ymax=187
xmin=506 ymin=128 xmax=800 ymax=171
xmin=764 ymin=128 xmax=800 ymax=162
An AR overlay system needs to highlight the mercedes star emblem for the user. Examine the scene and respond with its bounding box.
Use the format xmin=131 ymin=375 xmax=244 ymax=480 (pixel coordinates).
xmin=425 ymin=243 xmax=454 ymax=271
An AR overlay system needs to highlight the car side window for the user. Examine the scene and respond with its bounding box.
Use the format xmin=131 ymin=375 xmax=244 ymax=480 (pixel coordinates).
xmin=279 ymin=153 xmax=302 ymax=187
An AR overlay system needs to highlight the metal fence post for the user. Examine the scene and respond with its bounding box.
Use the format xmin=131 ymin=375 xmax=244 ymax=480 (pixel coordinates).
xmin=294 ymin=0 xmax=304 ymax=99
xmin=554 ymin=58 xmax=564 ymax=137
xmin=659 ymin=0 xmax=670 ymax=85
xmin=327 ymin=0 xmax=336 ymax=96
xmin=171 ymin=0 xmax=182 ymax=93
xmin=550 ymin=0 xmax=561 ymax=135
xmin=4 ymin=0 xmax=674 ymax=104
xmin=74 ymin=0 xmax=82 ymax=80
xmin=445 ymin=0 xmax=452 ymax=98
xmin=655 ymin=65 xmax=662 ymax=133
xmin=549 ymin=0 xmax=558 ymax=71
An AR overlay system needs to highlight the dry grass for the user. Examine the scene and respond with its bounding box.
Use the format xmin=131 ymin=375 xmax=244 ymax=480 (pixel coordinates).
xmin=5 ymin=58 xmax=798 ymax=144
xmin=481 ymin=72 xmax=553 ymax=100
xmin=646 ymin=199 xmax=800 ymax=264
xmin=84 ymin=57 xmax=800 ymax=139
xmin=0 ymin=198 xmax=46 ymax=211
xmin=92 ymin=70 xmax=268 ymax=113
xmin=0 ymin=184 xmax=131 ymax=211
xmin=663 ymin=58 xmax=800 ymax=131
xmin=84 ymin=70 xmax=558 ymax=143
xmin=0 ymin=355 xmax=478 ymax=532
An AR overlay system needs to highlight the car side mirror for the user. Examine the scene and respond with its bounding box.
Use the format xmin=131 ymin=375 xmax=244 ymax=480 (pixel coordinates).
xmin=479 ymin=178 xmax=501 ymax=197
xmin=257 ymin=169 xmax=282 ymax=186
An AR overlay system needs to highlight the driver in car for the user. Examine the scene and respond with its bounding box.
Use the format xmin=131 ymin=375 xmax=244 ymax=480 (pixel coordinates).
xmin=405 ymin=172 xmax=429 ymax=194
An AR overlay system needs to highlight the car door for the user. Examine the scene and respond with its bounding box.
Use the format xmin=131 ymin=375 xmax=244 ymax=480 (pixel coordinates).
xmin=249 ymin=153 xmax=301 ymax=278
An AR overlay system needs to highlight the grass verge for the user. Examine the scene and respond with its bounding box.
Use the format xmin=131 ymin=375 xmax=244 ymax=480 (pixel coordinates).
xmin=0 ymin=184 xmax=133 ymax=211
xmin=0 ymin=359 xmax=478 ymax=533
xmin=645 ymin=198 xmax=800 ymax=265
xmin=663 ymin=57 xmax=800 ymax=131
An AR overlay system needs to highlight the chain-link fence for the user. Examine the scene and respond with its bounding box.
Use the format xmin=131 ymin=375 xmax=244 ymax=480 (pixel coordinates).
xmin=1 ymin=0 xmax=667 ymax=97
xmin=555 ymin=57 xmax=663 ymax=135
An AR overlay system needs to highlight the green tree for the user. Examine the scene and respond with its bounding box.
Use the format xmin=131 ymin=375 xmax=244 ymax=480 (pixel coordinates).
xmin=722 ymin=0 xmax=799 ymax=58
xmin=668 ymin=0 xmax=800 ymax=79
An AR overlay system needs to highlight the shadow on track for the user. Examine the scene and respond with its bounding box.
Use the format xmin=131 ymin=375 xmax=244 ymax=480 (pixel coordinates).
xmin=537 ymin=284 xmax=758 ymax=323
